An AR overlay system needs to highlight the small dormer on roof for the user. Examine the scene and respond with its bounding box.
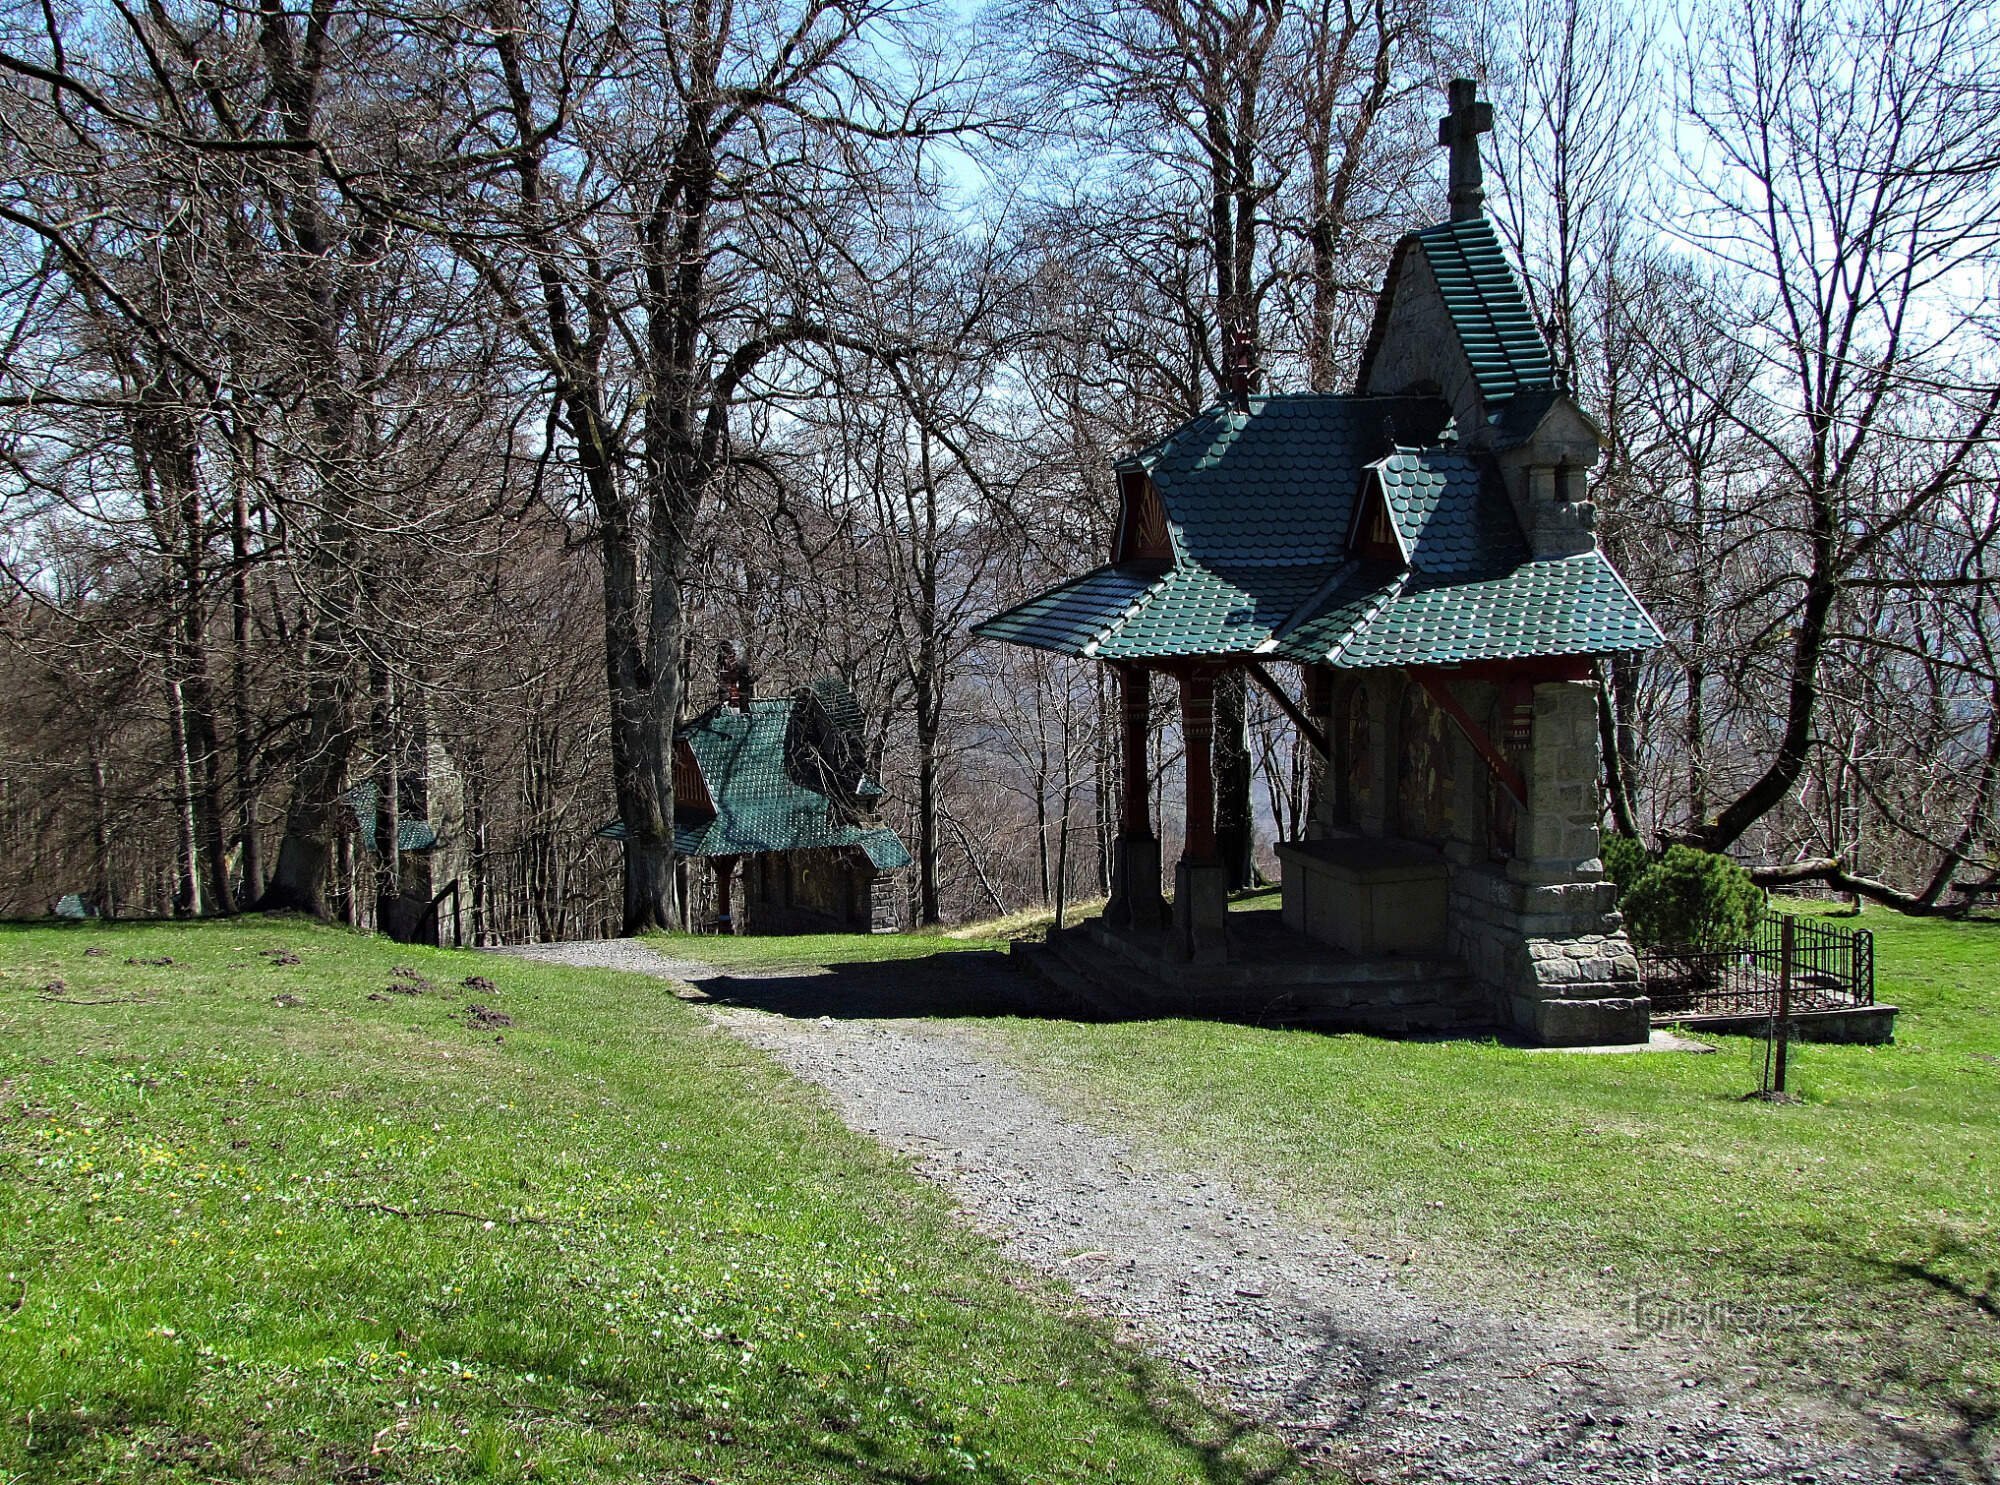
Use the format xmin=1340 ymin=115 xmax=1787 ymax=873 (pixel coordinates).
xmin=1349 ymin=449 xmax=1527 ymax=575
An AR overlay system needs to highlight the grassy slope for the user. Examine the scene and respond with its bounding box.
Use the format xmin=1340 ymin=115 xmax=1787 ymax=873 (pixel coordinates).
xmin=0 ymin=917 xmax=1311 ymax=1484
xmin=978 ymin=908 xmax=2000 ymax=1451
xmin=645 ymin=927 xmax=1004 ymax=970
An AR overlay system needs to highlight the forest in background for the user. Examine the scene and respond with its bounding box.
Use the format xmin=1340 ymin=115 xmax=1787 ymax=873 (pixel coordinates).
xmin=0 ymin=0 xmax=1994 ymax=938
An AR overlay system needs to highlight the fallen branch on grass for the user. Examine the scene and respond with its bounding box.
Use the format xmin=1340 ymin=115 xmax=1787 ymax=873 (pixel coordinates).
xmin=347 ymin=1199 xmax=554 ymax=1227
xmin=35 ymin=993 xmax=158 ymax=1006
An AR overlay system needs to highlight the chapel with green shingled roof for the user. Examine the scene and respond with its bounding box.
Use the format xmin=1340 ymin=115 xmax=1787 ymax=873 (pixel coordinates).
xmin=601 ymin=660 xmax=910 ymax=935
xmin=973 ymin=78 xmax=1665 ymax=1046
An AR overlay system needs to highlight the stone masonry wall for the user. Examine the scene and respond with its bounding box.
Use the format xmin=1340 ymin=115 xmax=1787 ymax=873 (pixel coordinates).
xmin=1482 ymin=680 xmax=1645 ymax=1044
xmin=1303 ymin=673 xmax=1646 ymax=1045
xmin=1357 ymin=250 xmax=1484 ymax=436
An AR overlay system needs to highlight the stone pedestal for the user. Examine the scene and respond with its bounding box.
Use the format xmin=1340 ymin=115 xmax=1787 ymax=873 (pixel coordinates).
xmin=1433 ymin=679 xmax=1649 ymax=1044
xmin=1173 ymin=859 xmax=1229 ymax=964
xmin=1277 ymin=837 xmax=1448 ymax=956
xmin=1107 ymin=834 xmax=1165 ymax=929
xmin=1445 ymin=865 xmax=1648 ymax=1044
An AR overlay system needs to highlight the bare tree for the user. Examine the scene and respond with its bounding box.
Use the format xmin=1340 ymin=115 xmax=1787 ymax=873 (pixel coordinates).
xmin=1660 ymin=0 xmax=1999 ymax=886
xmin=438 ymin=0 xmax=977 ymax=931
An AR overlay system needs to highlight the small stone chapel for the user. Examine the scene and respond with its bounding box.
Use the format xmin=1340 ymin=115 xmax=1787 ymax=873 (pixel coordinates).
xmin=975 ymin=79 xmax=1666 ymax=1045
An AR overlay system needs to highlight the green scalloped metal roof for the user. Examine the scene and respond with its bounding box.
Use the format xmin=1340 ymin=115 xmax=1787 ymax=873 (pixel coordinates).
xmin=854 ymin=828 xmax=913 ymax=870
xmin=1354 ymin=217 xmax=1556 ymax=411
xmin=1408 ymin=217 xmax=1556 ymax=405
xmin=344 ymin=782 xmax=439 ymax=854
xmin=1096 ymin=563 xmax=1337 ymax=658
xmin=1128 ymin=393 xmax=1454 ymax=567
xmin=595 ymin=816 xmax=713 ymax=855
xmin=1271 ymin=561 xmax=1401 ymax=661
xmin=972 ymin=565 xmax=1164 ymax=654
xmin=1277 ymin=552 xmax=1660 ymax=668
xmin=594 ymin=693 xmax=910 ymax=866
xmin=1369 ymin=449 xmax=1528 ymax=575
xmin=679 ymin=699 xmax=908 ymax=863
xmin=976 ymin=431 xmax=1660 ymax=667
xmin=972 ymin=562 xmax=1339 ymax=660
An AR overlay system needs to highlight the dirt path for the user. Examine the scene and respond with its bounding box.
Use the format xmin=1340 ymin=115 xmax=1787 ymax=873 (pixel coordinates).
xmin=505 ymin=940 xmax=1957 ymax=1484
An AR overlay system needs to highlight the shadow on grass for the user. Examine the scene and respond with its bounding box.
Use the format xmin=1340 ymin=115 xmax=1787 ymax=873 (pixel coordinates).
xmin=686 ymin=948 xmax=1536 ymax=1051
xmin=1832 ymin=1247 xmax=2000 ymax=1483
xmin=688 ymin=950 xmax=1084 ymax=1022
xmin=800 ymin=1345 xmax=1327 ymax=1485
xmin=1877 ymin=1251 xmax=2000 ymax=1324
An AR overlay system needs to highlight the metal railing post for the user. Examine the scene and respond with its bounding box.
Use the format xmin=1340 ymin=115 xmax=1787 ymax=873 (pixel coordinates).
xmin=1775 ymin=914 xmax=1795 ymax=1094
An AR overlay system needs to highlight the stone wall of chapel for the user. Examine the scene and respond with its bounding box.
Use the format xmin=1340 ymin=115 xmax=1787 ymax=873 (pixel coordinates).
xmin=743 ymin=847 xmax=880 ymax=934
xmin=1358 ymin=249 xmax=1484 ymax=434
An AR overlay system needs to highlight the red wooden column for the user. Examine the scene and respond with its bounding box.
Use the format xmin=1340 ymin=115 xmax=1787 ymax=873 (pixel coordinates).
xmin=1179 ymin=665 xmax=1217 ymax=864
xmin=1107 ymin=663 xmax=1165 ymax=930
xmin=1173 ymin=663 xmax=1228 ymax=962
xmin=1120 ymin=664 xmax=1151 ymax=839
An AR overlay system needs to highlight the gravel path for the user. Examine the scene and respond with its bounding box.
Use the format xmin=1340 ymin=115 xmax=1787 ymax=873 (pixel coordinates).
xmin=504 ymin=939 xmax=1968 ymax=1484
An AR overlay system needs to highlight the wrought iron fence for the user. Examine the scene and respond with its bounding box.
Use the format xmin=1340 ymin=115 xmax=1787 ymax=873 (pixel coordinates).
xmin=1641 ymin=913 xmax=1873 ymax=1021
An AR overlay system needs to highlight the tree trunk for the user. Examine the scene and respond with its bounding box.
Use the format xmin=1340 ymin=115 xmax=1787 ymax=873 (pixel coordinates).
xmin=175 ymin=464 xmax=232 ymax=914
xmin=1035 ymin=732 xmax=1052 ymax=906
xmin=88 ymin=735 xmax=114 ymax=917
xmin=467 ymin=744 xmax=490 ymax=945
xmin=915 ymin=684 xmax=942 ymax=925
xmin=1684 ymin=657 xmax=1706 ymax=834
xmin=1095 ymin=666 xmax=1114 ymax=896
xmin=259 ymin=703 xmax=356 ymax=917
xmin=231 ymin=470 xmax=262 ymax=902
xmin=1054 ymin=787 xmax=1072 ymax=930
xmin=1597 ymin=662 xmax=1639 ymax=839
xmin=167 ymin=673 xmax=202 ymax=916
xmin=597 ymin=482 xmax=674 ymax=935
xmin=1693 ymin=536 xmax=1839 ymax=852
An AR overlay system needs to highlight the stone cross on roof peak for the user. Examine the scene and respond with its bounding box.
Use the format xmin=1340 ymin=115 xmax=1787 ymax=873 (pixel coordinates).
xmin=1437 ymin=78 xmax=1493 ymax=222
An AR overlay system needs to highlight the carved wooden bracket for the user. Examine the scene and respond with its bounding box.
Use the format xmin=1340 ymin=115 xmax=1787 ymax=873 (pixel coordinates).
xmin=1245 ymin=661 xmax=1331 ymax=759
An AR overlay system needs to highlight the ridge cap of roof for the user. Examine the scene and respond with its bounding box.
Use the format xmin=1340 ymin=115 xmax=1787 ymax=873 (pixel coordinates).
xmin=1321 ymin=569 xmax=1410 ymax=666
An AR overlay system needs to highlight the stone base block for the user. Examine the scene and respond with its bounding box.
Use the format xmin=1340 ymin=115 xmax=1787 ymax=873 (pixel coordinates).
xmin=1173 ymin=860 xmax=1229 ymax=965
xmin=1512 ymin=993 xmax=1651 ymax=1047
xmin=1663 ymin=1003 xmax=1897 ymax=1045
xmin=1106 ymin=835 xmax=1165 ymax=929
xmin=1277 ymin=836 xmax=1448 ymax=956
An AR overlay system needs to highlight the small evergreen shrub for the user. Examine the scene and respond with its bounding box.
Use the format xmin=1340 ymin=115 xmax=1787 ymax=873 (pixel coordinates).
xmin=1601 ymin=834 xmax=1654 ymax=895
xmin=1620 ymin=845 xmax=1766 ymax=949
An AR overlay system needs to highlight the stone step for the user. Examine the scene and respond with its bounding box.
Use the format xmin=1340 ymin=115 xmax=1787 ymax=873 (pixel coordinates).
xmin=1044 ymin=928 xmax=1158 ymax=1015
xmin=1020 ymin=918 xmax=1498 ymax=1035
xmin=1078 ymin=921 xmax=1492 ymax=1034
xmin=1007 ymin=940 xmax=1128 ymax=1019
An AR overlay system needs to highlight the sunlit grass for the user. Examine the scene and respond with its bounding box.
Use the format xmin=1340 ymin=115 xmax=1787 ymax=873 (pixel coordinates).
xmin=0 ymin=916 xmax=1323 ymax=1483
xmin=976 ymin=907 xmax=2000 ymax=1454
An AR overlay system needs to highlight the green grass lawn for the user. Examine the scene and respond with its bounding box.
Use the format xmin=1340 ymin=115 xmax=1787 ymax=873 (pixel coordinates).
xmin=646 ymin=926 xmax=1004 ymax=971
xmin=977 ymin=907 xmax=2000 ymax=1457
xmin=0 ymin=916 xmax=1315 ymax=1483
